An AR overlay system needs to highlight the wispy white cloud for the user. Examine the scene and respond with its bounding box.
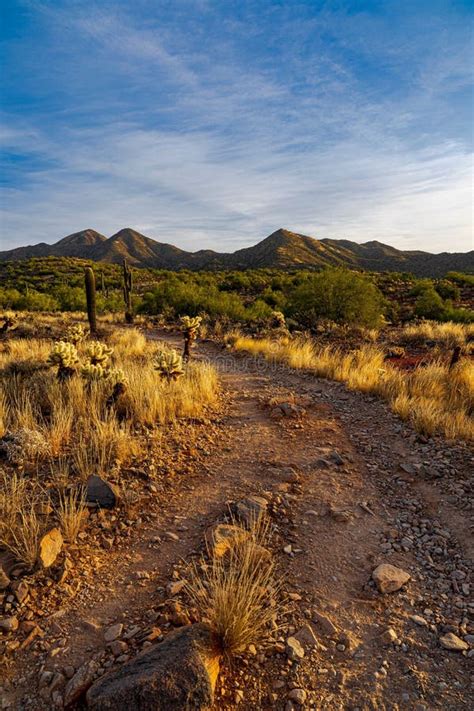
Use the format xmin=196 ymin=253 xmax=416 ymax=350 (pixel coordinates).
xmin=0 ymin=0 xmax=472 ymax=252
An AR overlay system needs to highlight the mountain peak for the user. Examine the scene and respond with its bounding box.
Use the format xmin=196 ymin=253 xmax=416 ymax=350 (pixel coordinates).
xmin=0 ymin=228 xmax=472 ymax=276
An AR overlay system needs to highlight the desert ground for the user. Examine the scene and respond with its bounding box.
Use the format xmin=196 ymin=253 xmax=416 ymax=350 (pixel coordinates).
xmin=0 ymin=316 xmax=472 ymax=711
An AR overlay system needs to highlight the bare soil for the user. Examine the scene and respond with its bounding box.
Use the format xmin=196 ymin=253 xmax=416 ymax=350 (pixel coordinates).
xmin=2 ymin=332 xmax=472 ymax=710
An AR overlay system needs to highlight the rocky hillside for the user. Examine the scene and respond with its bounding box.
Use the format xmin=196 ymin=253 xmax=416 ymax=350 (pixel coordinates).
xmin=1 ymin=227 xmax=472 ymax=276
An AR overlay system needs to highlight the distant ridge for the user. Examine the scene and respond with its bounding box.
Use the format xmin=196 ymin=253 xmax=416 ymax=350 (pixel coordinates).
xmin=0 ymin=227 xmax=472 ymax=277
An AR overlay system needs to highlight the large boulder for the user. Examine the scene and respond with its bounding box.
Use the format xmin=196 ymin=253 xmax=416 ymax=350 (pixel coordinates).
xmin=87 ymin=623 xmax=220 ymax=710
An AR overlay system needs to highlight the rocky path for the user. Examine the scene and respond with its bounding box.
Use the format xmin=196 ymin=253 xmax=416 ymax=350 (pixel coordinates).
xmin=2 ymin=335 xmax=472 ymax=710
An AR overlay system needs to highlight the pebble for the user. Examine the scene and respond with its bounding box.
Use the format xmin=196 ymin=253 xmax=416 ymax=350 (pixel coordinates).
xmin=286 ymin=636 xmax=305 ymax=660
xmin=0 ymin=616 xmax=18 ymax=633
xmin=288 ymin=688 xmax=307 ymax=704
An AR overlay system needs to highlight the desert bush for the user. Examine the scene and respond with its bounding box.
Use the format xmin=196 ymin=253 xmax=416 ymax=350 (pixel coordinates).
xmin=287 ymin=268 xmax=386 ymax=328
xmin=414 ymin=287 xmax=445 ymax=320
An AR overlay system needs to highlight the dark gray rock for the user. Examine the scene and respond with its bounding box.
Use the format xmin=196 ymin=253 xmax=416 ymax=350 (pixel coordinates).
xmin=87 ymin=623 xmax=220 ymax=710
xmin=85 ymin=476 xmax=119 ymax=509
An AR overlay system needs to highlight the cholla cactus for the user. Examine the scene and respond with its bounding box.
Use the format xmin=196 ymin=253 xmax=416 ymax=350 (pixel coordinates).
xmin=85 ymin=341 xmax=113 ymax=366
xmin=180 ymin=315 xmax=202 ymax=335
xmin=80 ymin=363 xmax=109 ymax=381
xmin=180 ymin=315 xmax=202 ymax=362
xmin=65 ymin=323 xmax=86 ymax=345
xmin=48 ymin=341 xmax=79 ymax=380
xmin=81 ymin=364 xmax=126 ymax=385
xmin=154 ymin=349 xmax=184 ymax=382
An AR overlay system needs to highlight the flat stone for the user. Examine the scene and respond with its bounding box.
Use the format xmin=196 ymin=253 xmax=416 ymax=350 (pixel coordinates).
xmin=372 ymin=563 xmax=410 ymax=593
xmin=11 ymin=580 xmax=28 ymax=604
xmin=104 ymin=624 xmax=123 ymax=642
xmin=167 ymin=580 xmax=186 ymax=597
xmin=286 ymin=636 xmax=305 ymax=660
xmin=293 ymin=623 xmax=321 ymax=650
xmin=312 ymin=610 xmax=339 ymax=637
xmin=439 ymin=632 xmax=469 ymax=652
xmin=39 ymin=528 xmax=63 ymax=568
xmin=410 ymin=615 xmax=428 ymax=627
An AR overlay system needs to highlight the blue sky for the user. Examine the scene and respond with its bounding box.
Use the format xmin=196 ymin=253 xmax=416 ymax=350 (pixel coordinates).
xmin=0 ymin=0 xmax=473 ymax=253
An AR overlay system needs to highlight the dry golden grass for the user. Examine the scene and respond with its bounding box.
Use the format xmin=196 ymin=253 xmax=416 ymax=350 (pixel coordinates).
xmin=233 ymin=335 xmax=474 ymax=441
xmin=187 ymin=517 xmax=280 ymax=656
xmin=0 ymin=471 xmax=43 ymax=567
xmin=0 ymin=326 xmax=219 ymax=561
xmin=56 ymin=487 xmax=86 ymax=542
xmin=400 ymin=321 xmax=473 ymax=347
xmin=109 ymin=328 xmax=147 ymax=358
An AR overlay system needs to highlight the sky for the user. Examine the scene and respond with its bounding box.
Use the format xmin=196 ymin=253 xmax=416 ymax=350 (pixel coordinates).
xmin=0 ymin=0 xmax=473 ymax=254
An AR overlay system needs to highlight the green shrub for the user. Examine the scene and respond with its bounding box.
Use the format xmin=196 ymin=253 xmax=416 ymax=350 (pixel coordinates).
xmin=287 ymin=268 xmax=386 ymax=328
xmin=435 ymin=280 xmax=461 ymax=301
xmin=414 ymin=287 xmax=446 ymax=320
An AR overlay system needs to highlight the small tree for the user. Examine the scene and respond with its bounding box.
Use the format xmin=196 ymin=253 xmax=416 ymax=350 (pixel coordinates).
xmin=287 ymin=268 xmax=385 ymax=329
xmin=414 ymin=287 xmax=445 ymax=320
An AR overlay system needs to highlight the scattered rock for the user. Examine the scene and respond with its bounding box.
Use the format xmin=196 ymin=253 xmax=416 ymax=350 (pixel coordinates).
xmin=380 ymin=627 xmax=399 ymax=644
xmin=87 ymin=623 xmax=220 ymax=710
xmin=104 ymin=623 xmax=123 ymax=642
xmin=0 ymin=566 xmax=10 ymax=591
xmin=204 ymin=523 xmax=249 ymax=558
xmin=293 ymin=623 xmax=321 ymax=651
xmin=439 ymin=633 xmax=468 ymax=652
xmin=410 ymin=615 xmax=428 ymax=627
xmin=39 ymin=528 xmax=63 ymax=568
xmin=372 ymin=563 xmax=410 ymax=593
xmin=288 ymin=688 xmax=307 ymax=704
xmin=85 ymin=475 xmax=119 ymax=509
xmin=312 ymin=610 xmax=338 ymax=637
xmin=167 ymin=580 xmax=186 ymax=596
xmin=230 ymin=496 xmax=267 ymax=526
xmin=109 ymin=640 xmax=128 ymax=656
xmin=64 ymin=661 xmax=98 ymax=707
xmin=286 ymin=636 xmax=305 ymax=660
xmin=329 ymin=450 xmax=344 ymax=466
xmin=0 ymin=616 xmax=18 ymax=633
xmin=11 ymin=580 xmax=28 ymax=604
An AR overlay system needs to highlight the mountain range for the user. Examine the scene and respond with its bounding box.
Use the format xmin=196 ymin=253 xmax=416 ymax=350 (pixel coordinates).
xmin=0 ymin=228 xmax=472 ymax=276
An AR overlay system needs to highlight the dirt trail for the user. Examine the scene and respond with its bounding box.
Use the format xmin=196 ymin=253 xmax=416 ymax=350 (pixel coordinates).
xmin=3 ymin=334 xmax=472 ymax=710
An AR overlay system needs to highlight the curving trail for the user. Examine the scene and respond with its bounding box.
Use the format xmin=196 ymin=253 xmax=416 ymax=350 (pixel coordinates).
xmin=4 ymin=333 xmax=472 ymax=710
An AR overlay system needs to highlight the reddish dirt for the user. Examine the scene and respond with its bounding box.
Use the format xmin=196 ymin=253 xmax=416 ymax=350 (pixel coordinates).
xmin=1 ymin=332 xmax=472 ymax=710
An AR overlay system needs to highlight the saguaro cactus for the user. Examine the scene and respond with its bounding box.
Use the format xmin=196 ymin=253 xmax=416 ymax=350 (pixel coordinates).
xmin=180 ymin=315 xmax=202 ymax=363
xmin=123 ymin=259 xmax=134 ymax=324
xmin=84 ymin=267 xmax=97 ymax=335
